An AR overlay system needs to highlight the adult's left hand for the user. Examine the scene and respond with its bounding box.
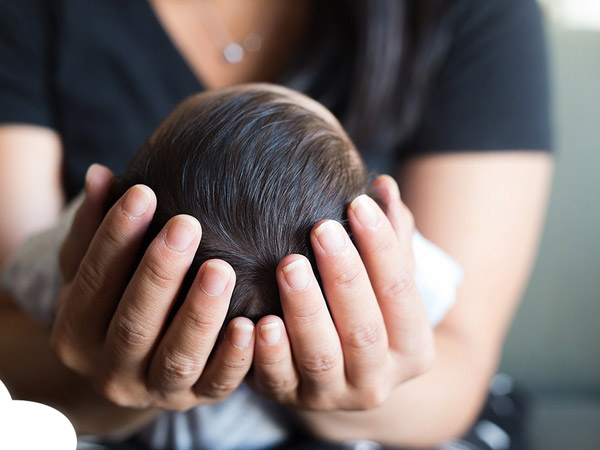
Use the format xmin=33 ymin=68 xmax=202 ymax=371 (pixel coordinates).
xmin=247 ymin=175 xmax=435 ymax=410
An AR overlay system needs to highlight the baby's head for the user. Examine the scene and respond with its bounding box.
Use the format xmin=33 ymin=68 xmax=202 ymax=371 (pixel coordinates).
xmin=109 ymin=83 xmax=370 ymax=326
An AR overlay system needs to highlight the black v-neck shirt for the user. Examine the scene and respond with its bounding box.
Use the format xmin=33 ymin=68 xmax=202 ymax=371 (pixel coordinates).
xmin=0 ymin=0 xmax=551 ymax=201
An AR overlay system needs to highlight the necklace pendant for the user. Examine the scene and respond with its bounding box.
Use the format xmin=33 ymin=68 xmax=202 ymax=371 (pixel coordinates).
xmin=223 ymin=42 xmax=244 ymax=64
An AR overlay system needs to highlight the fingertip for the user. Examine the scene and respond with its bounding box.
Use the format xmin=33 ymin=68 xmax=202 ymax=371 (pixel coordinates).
xmin=84 ymin=164 xmax=115 ymax=201
xmin=278 ymin=253 xmax=306 ymax=271
xmin=120 ymin=185 xmax=155 ymax=220
xmin=257 ymin=316 xmax=284 ymax=347
xmin=312 ymin=220 xmax=348 ymax=255
xmin=369 ymin=174 xmax=400 ymax=208
xmin=349 ymin=195 xmax=382 ymax=230
xmin=376 ymin=174 xmax=400 ymax=196
xmin=132 ymin=183 xmax=157 ymax=202
xmin=278 ymin=255 xmax=312 ymax=292
xmin=197 ymin=259 xmax=235 ymax=298
xmin=311 ymin=219 xmax=331 ymax=234
xmin=229 ymin=316 xmax=255 ymax=328
xmin=61 ymin=165 xmax=116 ymax=280
xmin=202 ymin=258 xmax=233 ymax=273
xmin=227 ymin=317 xmax=255 ymax=350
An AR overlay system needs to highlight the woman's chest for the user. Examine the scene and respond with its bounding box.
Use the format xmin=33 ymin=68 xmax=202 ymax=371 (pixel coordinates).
xmin=148 ymin=0 xmax=311 ymax=89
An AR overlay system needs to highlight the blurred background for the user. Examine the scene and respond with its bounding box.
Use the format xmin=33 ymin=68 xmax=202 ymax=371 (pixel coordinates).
xmin=499 ymin=1 xmax=600 ymax=449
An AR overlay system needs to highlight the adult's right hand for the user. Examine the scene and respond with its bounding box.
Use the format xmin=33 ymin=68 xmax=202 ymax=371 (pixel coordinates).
xmin=51 ymin=164 xmax=255 ymax=411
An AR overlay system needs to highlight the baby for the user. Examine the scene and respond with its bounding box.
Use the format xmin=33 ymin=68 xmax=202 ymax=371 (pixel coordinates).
xmin=1 ymin=84 xmax=460 ymax=331
xmin=107 ymin=84 xmax=370 ymax=326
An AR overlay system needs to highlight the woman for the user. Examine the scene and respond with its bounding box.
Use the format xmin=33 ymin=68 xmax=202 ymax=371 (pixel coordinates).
xmin=0 ymin=0 xmax=553 ymax=448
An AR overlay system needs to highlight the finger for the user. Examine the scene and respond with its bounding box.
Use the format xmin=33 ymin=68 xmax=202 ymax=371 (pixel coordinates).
xmin=60 ymin=164 xmax=114 ymax=281
xmin=147 ymin=260 xmax=235 ymax=394
xmin=52 ymin=185 xmax=156 ymax=374
xmin=249 ymin=316 xmax=299 ymax=406
xmin=370 ymin=175 xmax=415 ymax=271
xmin=347 ymin=195 xmax=432 ymax=361
xmin=275 ymin=255 xmax=344 ymax=397
xmin=194 ymin=317 xmax=255 ymax=403
xmin=103 ymin=215 xmax=202 ymax=385
xmin=370 ymin=175 xmax=412 ymax=241
xmin=310 ymin=222 xmax=388 ymax=387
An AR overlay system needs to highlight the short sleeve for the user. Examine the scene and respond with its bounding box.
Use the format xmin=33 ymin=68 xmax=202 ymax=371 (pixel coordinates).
xmin=0 ymin=0 xmax=57 ymax=128
xmin=409 ymin=0 xmax=552 ymax=153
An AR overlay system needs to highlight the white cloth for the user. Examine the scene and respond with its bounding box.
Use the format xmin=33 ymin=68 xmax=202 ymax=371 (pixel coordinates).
xmin=1 ymin=197 xmax=463 ymax=449
xmin=413 ymin=229 xmax=463 ymax=326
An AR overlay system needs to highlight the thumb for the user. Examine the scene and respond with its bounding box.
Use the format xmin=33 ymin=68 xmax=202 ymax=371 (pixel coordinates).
xmin=59 ymin=164 xmax=114 ymax=281
xmin=368 ymin=175 xmax=415 ymax=262
xmin=369 ymin=174 xmax=405 ymax=234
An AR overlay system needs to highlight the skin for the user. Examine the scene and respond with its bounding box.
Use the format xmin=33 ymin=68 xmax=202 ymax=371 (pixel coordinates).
xmin=0 ymin=135 xmax=553 ymax=448
xmin=0 ymin=0 xmax=554 ymax=447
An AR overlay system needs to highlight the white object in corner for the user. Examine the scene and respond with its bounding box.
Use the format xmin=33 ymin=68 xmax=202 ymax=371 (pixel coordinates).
xmin=0 ymin=379 xmax=77 ymax=450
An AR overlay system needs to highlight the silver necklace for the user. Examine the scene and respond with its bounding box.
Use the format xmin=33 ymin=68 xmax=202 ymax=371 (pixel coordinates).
xmin=195 ymin=0 xmax=265 ymax=64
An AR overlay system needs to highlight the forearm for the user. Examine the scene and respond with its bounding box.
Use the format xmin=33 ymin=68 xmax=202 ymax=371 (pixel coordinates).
xmin=296 ymin=325 xmax=498 ymax=448
xmin=0 ymin=290 xmax=159 ymax=437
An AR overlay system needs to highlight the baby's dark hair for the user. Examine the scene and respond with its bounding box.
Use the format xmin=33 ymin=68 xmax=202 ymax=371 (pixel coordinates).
xmin=108 ymin=84 xmax=370 ymax=327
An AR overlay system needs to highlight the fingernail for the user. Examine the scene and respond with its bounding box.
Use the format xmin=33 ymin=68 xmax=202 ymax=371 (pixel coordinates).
xmin=121 ymin=185 xmax=152 ymax=219
xmin=231 ymin=323 xmax=253 ymax=349
xmin=282 ymin=259 xmax=310 ymax=291
xmin=200 ymin=261 xmax=230 ymax=297
xmin=260 ymin=322 xmax=281 ymax=346
xmin=165 ymin=216 xmax=198 ymax=252
xmin=350 ymin=195 xmax=380 ymax=229
xmin=314 ymin=221 xmax=346 ymax=254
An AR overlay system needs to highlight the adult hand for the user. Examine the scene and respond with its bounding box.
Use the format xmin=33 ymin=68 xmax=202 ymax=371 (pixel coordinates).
xmin=248 ymin=175 xmax=434 ymax=410
xmin=51 ymin=165 xmax=255 ymax=411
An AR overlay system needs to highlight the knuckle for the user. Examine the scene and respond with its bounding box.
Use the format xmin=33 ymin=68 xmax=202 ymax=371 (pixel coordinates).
xmin=98 ymin=220 xmax=128 ymax=249
xmin=396 ymin=332 xmax=436 ymax=380
xmin=50 ymin=319 xmax=93 ymax=375
xmin=300 ymin=351 xmax=339 ymax=377
xmin=331 ymin=262 xmax=363 ymax=292
xmin=50 ymin=328 xmax=78 ymax=369
xmin=287 ymin=302 xmax=323 ymax=328
xmin=419 ymin=349 xmax=435 ymax=374
xmin=95 ymin=370 xmax=152 ymax=409
xmin=344 ymin=321 xmax=384 ymax=352
xmin=409 ymin=340 xmax=436 ymax=377
xmin=381 ymin=274 xmax=416 ymax=301
xmin=259 ymin=375 xmax=296 ymax=397
xmin=96 ymin=377 xmax=131 ymax=407
xmin=201 ymin=378 xmax=238 ymax=399
xmin=181 ymin=308 xmax=218 ymax=335
xmin=75 ymin=260 xmax=106 ymax=297
xmin=112 ymin=312 xmax=153 ymax=350
xmin=403 ymin=326 xmax=434 ymax=357
xmin=220 ymin=355 xmax=250 ymax=373
xmin=256 ymin=352 xmax=289 ymax=373
xmin=142 ymin=256 xmax=176 ymax=290
xmin=49 ymin=324 xmax=67 ymax=355
xmin=368 ymin=234 xmax=395 ymax=256
xmin=157 ymin=352 xmax=203 ymax=387
xmin=356 ymin=386 xmax=388 ymax=410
